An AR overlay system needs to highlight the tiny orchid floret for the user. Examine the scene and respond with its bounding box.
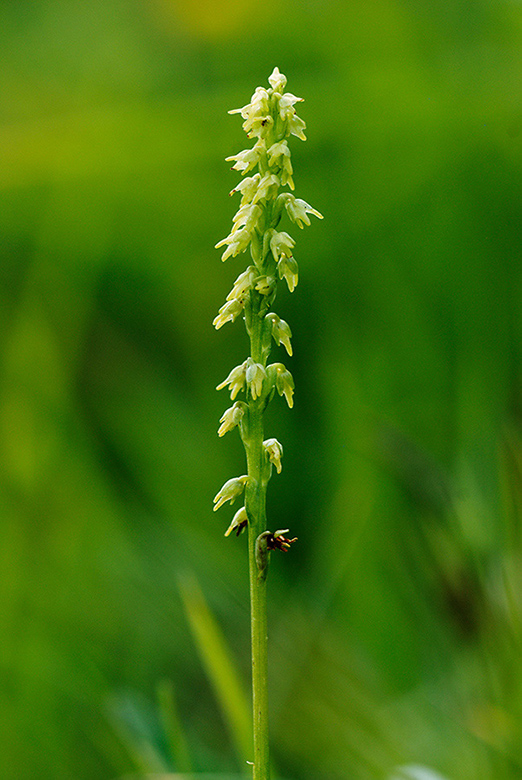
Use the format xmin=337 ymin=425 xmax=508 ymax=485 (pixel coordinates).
xmin=252 ymin=173 xmax=280 ymax=204
xmin=215 ymin=227 xmax=252 ymax=262
xmin=269 ymin=231 xmax=295 ymax=263
xmin=227 ymin=267 xmax=257 ymax=302
xmin=216 ymin=361 xmax=247 ymax=399
xmin=224 ymin=506 xmax=249 ymax=537
xmin=213 ymin=475 xmax=249 ymax=511
xmin=231 ymin=205 xmax=262 ymax=235
xmin=267 ymin=141 xmax=294 ymax=189
xmin=212 ymin=69 xmax=322 ymax=780
xmin=277 ymin=254 xmax=299 ymax=292
xmin=218 ymin=402 xmax=246 ymax=437
xmin=278 ymin=93 xmax=304 ymax=120
xmin=287 ymin=114 xmax=307 ymax=141
xmin=212 ymin=298 xmax=243 ymax=330
xmin=266 ymin=313 xmax=293 ymax=356
xmin=226 ymin=141 xmax=265 ymax=174
xmin=268 ymin=363 xmax=295 ymax=408
xmin=245 ymin=358 xmax=267 ymax=400
xmin=284 ymin=196 xmax=323 ymax=229
xmin=231 ymin=174 xmax=260 ymax=204
xmin=229 ymin=87 xmax=270 ymax=119
xmin=263 ymin=438 xmax=283 ymax=474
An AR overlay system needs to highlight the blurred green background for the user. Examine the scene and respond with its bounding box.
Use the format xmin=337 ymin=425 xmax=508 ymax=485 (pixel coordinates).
xmin=2 ymin=1 xmax=522 ymax=778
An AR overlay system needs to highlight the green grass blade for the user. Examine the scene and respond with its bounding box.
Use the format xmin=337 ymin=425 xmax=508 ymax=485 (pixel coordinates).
xmin=156 ymin=679 xmax=193 ymax=774
xmin=178 ymin=574 xmax=251 ymax=767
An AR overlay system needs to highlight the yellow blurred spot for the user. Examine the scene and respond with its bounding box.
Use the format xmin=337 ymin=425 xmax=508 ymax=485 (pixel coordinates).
xmin=468 ymin=703 xmax=514 ymax=751
xmin=152 ymin=0 xmax=271 ymax=39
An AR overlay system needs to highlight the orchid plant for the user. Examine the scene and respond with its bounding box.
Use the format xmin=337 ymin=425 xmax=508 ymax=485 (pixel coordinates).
xmin=212 ymin=67 xmax=322 ymax=780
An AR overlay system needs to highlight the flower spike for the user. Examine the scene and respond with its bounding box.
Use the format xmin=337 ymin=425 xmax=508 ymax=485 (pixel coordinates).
xmin=212 ymin=69 xmax=322 ymax=779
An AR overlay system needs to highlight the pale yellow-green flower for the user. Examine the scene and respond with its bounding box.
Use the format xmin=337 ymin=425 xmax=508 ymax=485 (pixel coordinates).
xmin=215 ymin=227 xmax=252 ymax=262
xmin=269 ymin=231 xmax=295 ymax=263
xmin=268 ymin=363 xmax=295 ymax=408
xmin=277 ymin=255 xmax=299 ymax=292
xmin=284 ymin=196 xmax=323 ymax=229
xmin=266 ymin=313 xmax=293 ymax=356
xmin=263 ymin=438 xmax=283 ymax=474
xmin=213 ymin=475 xmax=249 ymax=511
xmin=226 ymin=140 xmax=265 ymax=174
xmin=231 ymin=174 xmax=260 ymax=204
xmin=267 ymin=141 xmax=294 ymax=189
xmin=216 ymin=361 xmax=247 ymax=399
xmin=218 ymin=402 xmax=246 ymax=437
xmin=212 ymin=298 xmax=243 ymax=329
xmin=245 ymin=358 xmax=266 ymax=400
xmin=278 ymin=93 xmax=304 ymax=121
xmin=224 ymin=506 xmax=248 ymax=537
xmin=231 ymin=205 xmax=262 ymax=234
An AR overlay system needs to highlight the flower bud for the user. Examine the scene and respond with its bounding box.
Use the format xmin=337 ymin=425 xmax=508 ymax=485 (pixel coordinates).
xmin=268 ymin=67 xmax=287 ymax=93
xmin=254 ymin=275 xmax=277 ymax=296
xmin=263 ymin=438 xmax=283 ymax=474
xmin=224 ymin=506 xmax=248 ymax=537
xmin=217 ymin=401 xmax=246 ymax=437
xmin=213 ymin=475 xmax=249 ymax=511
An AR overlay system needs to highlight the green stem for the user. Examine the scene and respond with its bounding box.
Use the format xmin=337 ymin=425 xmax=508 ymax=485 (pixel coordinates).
xmin=244 ymin=292 xmax=270 ymax=780
xmin=247 ymin=485 xmax=269 ymax=780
